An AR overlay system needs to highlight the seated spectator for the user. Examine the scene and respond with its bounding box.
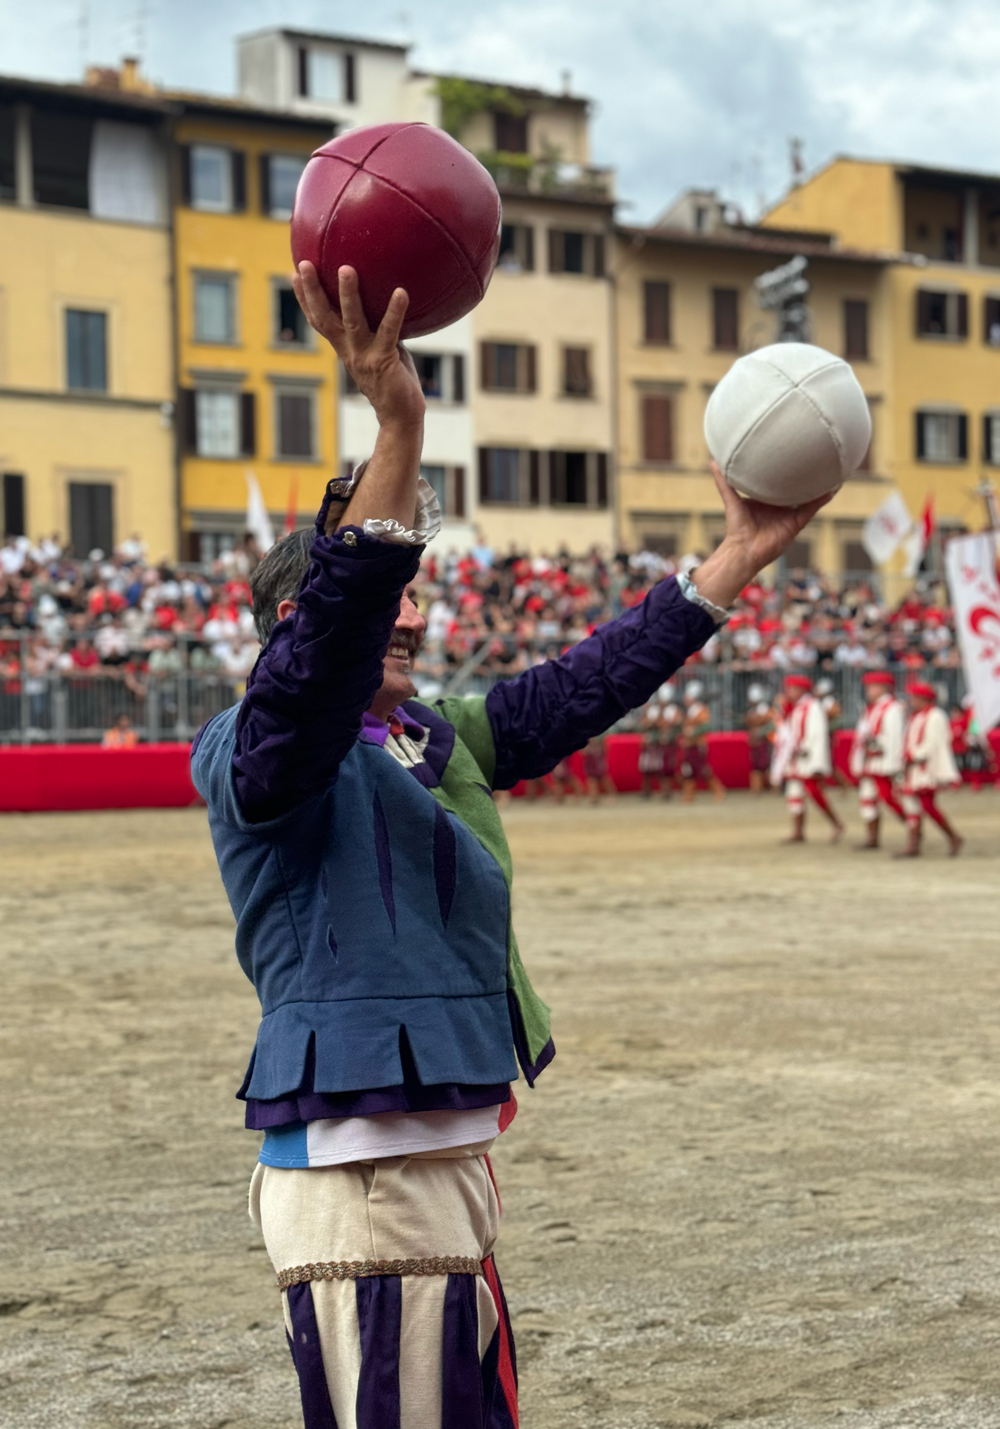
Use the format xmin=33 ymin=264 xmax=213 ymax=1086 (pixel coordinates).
xmin=102 ymin=713 xmax=140 ymax=748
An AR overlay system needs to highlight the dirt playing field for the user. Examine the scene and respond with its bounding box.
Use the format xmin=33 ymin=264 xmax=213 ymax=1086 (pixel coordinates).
xmin=2 ymin=789 xmax=1000 ymax=1429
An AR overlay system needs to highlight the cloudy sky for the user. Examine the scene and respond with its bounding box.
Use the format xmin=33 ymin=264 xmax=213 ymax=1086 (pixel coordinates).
xmin=3 ymin=0 xmax=998 ymax=222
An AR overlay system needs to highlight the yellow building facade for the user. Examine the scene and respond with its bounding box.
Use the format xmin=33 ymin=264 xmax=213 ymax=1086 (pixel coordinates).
xmin=169 ymin=98 xmax=335 ymax=560
xmin=613 ymin=213 xmax=894 ymax=574
xmin=0 ymin=76 xmax=176 ymax=558
xmin=764 ymin=157 xmax=1000 ymax=542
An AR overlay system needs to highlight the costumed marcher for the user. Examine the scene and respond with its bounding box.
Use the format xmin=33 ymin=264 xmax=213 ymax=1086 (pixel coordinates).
xmin=549 ymin=755 xmax=585 ymax=802
xmin=658 ymin=681 xmax=685 ymax=794
xmin=681 ymin=681 xmax=725 ymax=803
xmin=850 ymin=670 xmax=907 ymax=849
xmin=781 ymin=674 xmax=844 ymax=842
xmin=638 ymin=701 xmax=668 ymax=797
xmin=190 ymin=259 xmax=829 ymax=1429
xmin=898 ymin=680 xmax=963 ymax=856
xmin=744 ymin=681 xmax=774 ymax=794
xmin=583 ymin=732 xmax=617 ymax=803
xmin=815 ymin=677 xmax=851 ymax=790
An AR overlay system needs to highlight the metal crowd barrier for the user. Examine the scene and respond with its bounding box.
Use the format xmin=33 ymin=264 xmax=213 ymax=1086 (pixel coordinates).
xmin=0 ymin=632 xmax=967 ymax=745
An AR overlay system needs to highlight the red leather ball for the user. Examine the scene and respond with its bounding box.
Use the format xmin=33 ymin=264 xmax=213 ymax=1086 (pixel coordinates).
xmin=291 ymin=122 xmax=502 ymax=339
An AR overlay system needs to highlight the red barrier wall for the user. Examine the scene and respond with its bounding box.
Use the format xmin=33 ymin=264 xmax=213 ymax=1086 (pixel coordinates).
xmin=0 ymin=744 xmax=201 ymax=812
xmin=0 ymin=731 xmax=997 ymax=813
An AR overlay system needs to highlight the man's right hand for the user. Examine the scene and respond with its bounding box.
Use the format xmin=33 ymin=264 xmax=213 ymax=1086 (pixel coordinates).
xmin=293 ymin=262 xmax=425 ymax=430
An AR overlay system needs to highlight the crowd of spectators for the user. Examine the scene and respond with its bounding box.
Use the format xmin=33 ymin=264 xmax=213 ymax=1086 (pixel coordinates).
xmin=0 ymin=532 xmax=264 ymax=700
xmin=0 ymin=531 xmax=962 ymax=708
xmin=409 ymin=542 xmax=961 ymax=689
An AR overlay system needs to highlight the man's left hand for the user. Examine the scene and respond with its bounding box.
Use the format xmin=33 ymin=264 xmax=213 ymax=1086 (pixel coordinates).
xmin=692 ymin=462 xmax=833 ymax=611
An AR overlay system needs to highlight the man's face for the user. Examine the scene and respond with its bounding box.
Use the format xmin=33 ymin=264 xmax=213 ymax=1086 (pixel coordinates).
xmin=372 ymin=591 xmax=426 ymax=715
xmin=865 ymin=682 xmax=891 ymax=705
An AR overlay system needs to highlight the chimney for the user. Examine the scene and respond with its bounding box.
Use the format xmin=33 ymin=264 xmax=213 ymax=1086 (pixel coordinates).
xmin=119 ymin=56 xmax=142 ymax=91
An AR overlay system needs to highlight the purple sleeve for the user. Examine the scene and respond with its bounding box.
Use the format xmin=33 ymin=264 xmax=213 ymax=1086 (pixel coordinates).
xmin=232 ymin=526 xmax=421 ymax=822
xmin=485 ymin=575 xmax=717 ymax=790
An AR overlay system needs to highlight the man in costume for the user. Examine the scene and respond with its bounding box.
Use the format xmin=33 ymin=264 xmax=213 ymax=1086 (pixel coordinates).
xmin=850 ymin=670 xmax=906 ymax=849
xmin=191 ymin=261 xmax=830 ymax=1429
xmin=680 ymin=681 xmax=725 ymax=803
xmin=781 ymin=674 xmax=844 ymax=842
xmin=898 ymin=681 xmax=963 ymax=856
xmin=744 ymin=681 xmax=774 ymax=794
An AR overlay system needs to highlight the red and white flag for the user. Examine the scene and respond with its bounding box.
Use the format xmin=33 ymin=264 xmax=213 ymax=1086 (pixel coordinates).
xmin=945 ymin=531 xmax=1000 ymax=732
xmin=903 ymin=495 xmax=935 ymax=577
xmin=284 ymin=471 xmax=299 ymax=536
xmin=862 ymin=490 xmax=913 ymax=566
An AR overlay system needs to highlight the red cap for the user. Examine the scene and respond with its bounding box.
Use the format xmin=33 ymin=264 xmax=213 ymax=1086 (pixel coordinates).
xmin=862 ymin=670 xmax=895 ymax=688
xmin=783 ymin=674 xmax=812 ymax=691
xmin=907 ymin=680 xmax=936 ymax=702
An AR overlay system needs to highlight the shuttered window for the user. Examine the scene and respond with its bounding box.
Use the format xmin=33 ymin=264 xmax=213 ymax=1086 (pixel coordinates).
xmin=985 ymin=297 xmax=1000 ymax=346
xmin=498 ymin=223 xmax=534 ymax=272
xmin=916 ymin=289 xmax=968 ymax=338
xmin=478 ymin=448 xmax=524 ymax=504
xmin=983 ymin=413 xmax=1000 ymax=464
xmin=642 ymin=395 xmax=674 ymax=462
xmin=480 ymin=342 xmax=536 ymax=393
xmin=843 ymin=299 xmax=869 ymax=360
xmin=3 ymin=473 xmax=25 ymax=538
xmin=548 ymin=230 xmax=604 ymax=276
xmin=644 ymin=282 xmax=671 ymax=343
xmin=69 ymin=482 xmax=113 ymax=558
xmin=563 ymin=346 xmax=591 ymax=396
xmin=712 ymin=289 xmax=739 ymax=351
xmin=277 ymin=392 xmax=314 ymax=458
xmin=65 ymin=310 xmax=107 ymax=391
xmin=32 ymin=109 xmax=92 ymax=209
xmin=916 ymin=410 xmax=967 ymax=462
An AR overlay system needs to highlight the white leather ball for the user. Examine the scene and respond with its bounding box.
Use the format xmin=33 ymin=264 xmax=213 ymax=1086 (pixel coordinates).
xmin=704 ymin=343 xmax=871 ymax=506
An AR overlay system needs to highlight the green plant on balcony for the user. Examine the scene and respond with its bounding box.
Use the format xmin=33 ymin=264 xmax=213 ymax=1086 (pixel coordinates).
xmin=434 ymin=77 xmax=526 ymax=141
xmin=475 ymin=150 xmax=536 ymax=187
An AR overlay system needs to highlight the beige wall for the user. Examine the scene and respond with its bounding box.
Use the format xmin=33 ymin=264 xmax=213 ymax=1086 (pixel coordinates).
xmin=472 ymin=196 xmax=614 ymax=553
xmin=458 ymin=101 xmax=589 ymax=164
xmin=767 ymin=157 xmax=1000 ymax=549
xmin=763 ymin=159 xmax=904 ymax=253
xmin=0 ymin=203 xmax=176 ymax=556
xmin=614 ymin=233 xmax=895 ymax=572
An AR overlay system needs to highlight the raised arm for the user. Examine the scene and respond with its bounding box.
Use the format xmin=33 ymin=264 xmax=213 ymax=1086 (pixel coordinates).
xmin=230 ymin=264 xmax=426 ymax=822
xmin=487 ymin=464 xmax=832 ymax=789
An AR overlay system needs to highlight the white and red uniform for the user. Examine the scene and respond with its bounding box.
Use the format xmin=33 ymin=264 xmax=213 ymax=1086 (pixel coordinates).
xmin=785 ymin=694 xmax=835 ymax=818
xmin=902 ymin=705 xmax=960 ymax=794
xmin=901 ymin=703 xmax=959 ymax=831
xmin=897 ymin=687 xmax=963 ymax=852
xmin=850 ymin=690 xmax=906 ymax=823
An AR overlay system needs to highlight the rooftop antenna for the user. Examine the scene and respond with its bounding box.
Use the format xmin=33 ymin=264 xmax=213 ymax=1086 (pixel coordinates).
xmin=561 ymin=68 xmax=572 ymax=96
xmin=79 ymin=0 xmax=89 ymax=77
xmin=134 ymin=0 xmax=149 ymax=62
xmin=789 ymin=136 xmax=804 ymax=183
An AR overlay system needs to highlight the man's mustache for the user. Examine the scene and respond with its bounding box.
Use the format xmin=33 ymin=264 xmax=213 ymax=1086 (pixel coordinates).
xmin=387 ymin=627 xmax=421 ymax=656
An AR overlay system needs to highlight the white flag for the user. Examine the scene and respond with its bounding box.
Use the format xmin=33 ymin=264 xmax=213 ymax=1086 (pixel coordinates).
xmin=245 ymin=469 xmax=275 ymax=553
xmin=945 ymin=532 xmax=1000 ymax=733
xmin=862 ymin=490 xmax=913 ymax=566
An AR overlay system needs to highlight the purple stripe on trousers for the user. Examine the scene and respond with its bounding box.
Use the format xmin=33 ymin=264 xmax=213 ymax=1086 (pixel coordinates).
xmin=286 ymin=1282 xmax=339 ymax=1429
xmin=441 ymin=1272 xmax=485 ymax=1428
xmin=355 ymin=1275 xmax=402 ymax=1429
xmin=372 ymin=790 xmax=397 ymax=934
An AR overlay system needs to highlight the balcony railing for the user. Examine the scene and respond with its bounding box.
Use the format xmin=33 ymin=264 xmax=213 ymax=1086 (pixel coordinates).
xmin=477 ymin=150 xmax=615 ymax=200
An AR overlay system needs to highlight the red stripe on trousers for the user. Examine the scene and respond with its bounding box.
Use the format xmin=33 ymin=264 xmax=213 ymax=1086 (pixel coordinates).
xmin=482 ymin=1254 xmax=518 ymax=1429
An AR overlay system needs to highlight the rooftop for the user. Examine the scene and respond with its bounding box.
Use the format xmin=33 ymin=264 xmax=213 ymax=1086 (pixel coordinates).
xmin=240 ymin=27 xmax=410 ymax=54
xmin=617 ymin=220 xmax=895 ymax=266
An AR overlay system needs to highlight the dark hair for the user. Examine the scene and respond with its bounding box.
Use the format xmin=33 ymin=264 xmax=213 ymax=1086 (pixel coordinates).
xmin=249 ymin=529 xmax=313 ymax=643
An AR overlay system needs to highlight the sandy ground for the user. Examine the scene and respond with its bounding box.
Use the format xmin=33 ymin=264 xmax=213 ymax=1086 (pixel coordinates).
xmin=2 ymin=789 xmax=1000 ymax=1429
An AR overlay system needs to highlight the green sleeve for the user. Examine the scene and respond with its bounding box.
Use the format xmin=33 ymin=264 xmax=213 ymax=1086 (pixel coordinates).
xmin=434 ymin=695 xmax=497 ymax=788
